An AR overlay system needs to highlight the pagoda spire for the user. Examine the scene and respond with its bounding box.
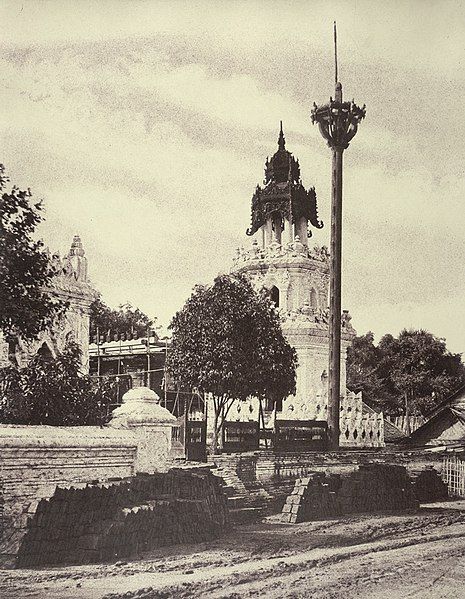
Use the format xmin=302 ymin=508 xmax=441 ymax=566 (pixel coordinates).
xmin=278 ymin=120 xmax=286 ymax=151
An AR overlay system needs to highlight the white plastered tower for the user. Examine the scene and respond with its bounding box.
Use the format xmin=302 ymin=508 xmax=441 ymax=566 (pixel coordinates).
xmin=232 ymin=124 xmax=356 ymax=421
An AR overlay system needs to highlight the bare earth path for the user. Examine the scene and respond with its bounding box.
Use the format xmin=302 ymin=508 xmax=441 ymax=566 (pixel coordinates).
xmin=2 ymin=504 xmax=465 ymax=599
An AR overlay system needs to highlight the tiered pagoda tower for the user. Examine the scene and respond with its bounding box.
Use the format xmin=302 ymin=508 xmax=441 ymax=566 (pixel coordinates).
xmin=233 ymin=125 xmax=356 ymax=420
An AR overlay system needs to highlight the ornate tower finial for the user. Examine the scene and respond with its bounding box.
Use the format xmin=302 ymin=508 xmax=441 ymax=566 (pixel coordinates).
xmin=246 ymin=130 xmax=323 ymax=241
xmin=67 ymin=234 xmax=88 ymax=281
xmin=70 ymin=234 xmax=85 ymax=257
xmin=278 ymin=120 xmax=285 ymax=151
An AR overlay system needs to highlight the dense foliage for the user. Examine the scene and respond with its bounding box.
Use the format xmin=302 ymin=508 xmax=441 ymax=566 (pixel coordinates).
xmin=167 ymin=273 xmax=298 ymax=451
xmin=0 ymin=342 xmax=116 ymax=425
xmin=347 ymin=329 xmax=465 ymax=417
xmin=0 ymin=164 xmax=65 ymax=348
xmin=89 ymin=296 xmax=154 ymax=340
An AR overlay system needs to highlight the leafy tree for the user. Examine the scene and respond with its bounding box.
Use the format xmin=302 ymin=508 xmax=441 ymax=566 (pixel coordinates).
xmin=378 ymin=330 xmax=465 ymax=425
xmin=89 ymin=295 xmax=154 ymax=340
xmin=346 ymin=331 xmax=395 ymax=411
xmin=167 ymin=273 xmax=297 ymax=453
xmin=0 ymin=164 xmax=66 ymax=354
xmin=0 ymin=342 xmax=116 ymax=425
xmin=347 ymin=329 xmax=465 ymax=425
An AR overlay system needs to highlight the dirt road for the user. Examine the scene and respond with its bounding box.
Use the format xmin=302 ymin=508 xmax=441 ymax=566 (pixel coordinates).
xmin=2 ymin=504 xmax=465 ymax=599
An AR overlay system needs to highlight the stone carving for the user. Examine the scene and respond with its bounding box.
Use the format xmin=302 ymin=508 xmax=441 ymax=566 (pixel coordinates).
xmin=109 ymin=387 xmax=177 ymax=473
xmin=232 ymin=239 xmax=332 ymax=268
xmin=339 ymin=392 xmax=384 ymax=448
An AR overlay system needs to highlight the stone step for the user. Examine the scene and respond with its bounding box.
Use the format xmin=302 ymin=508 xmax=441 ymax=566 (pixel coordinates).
xmin=229 ymin=506 xmax=267 ymax=524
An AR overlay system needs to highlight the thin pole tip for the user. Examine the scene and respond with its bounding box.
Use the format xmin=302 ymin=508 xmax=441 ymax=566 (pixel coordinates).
xmin=333 ymin=21 xmax=338 ymax=86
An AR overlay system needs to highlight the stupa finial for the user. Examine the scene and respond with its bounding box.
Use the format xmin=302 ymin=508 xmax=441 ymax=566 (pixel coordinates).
xmin=278 ymin=120 xmax=285 ymax=151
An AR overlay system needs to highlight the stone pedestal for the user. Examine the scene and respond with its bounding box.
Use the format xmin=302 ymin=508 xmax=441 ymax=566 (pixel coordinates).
xmin=108 ymin=386 xmax=177 ymax=473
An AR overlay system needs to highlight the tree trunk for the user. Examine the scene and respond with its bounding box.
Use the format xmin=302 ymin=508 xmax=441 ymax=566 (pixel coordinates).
xmin=7 ymin=337 xmax=19 ymax=367
xmin=404 ymin=391 xmax=411 ymax=435
xmin=211 ymin=406 xmax=220 ymax=455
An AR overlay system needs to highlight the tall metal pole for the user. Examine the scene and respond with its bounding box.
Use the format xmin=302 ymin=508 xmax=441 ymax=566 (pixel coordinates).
xmin=312 ymin=23 xmax=366 ymax=450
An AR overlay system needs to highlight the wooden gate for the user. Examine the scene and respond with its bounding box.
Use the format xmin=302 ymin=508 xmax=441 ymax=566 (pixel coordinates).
xmin=274 ymin=420 xmax=328 ymax=451
xmin=222 ymin=421 xmax=260 ymax=452
xmin=185 ymin=420 xmax=207 ymax=462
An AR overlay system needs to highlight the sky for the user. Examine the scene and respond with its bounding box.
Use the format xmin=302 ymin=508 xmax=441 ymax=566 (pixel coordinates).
xmin=1 ymin=0 xmax=465 ymax=353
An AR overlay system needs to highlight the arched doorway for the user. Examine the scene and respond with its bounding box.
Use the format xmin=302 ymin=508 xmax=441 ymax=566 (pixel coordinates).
xmin=37 ymin=342 xmax=54 ymax=361
xmin=270 ymin=285 xmax=280 ymax=307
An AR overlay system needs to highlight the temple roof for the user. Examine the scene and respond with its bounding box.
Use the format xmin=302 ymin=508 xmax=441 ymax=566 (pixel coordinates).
xmin=246 ymin=123 xmax=323 ymax=236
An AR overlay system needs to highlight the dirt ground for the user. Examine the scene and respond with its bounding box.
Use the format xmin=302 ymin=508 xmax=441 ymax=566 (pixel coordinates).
xmin=2 ymin=502 xmax=465 ymax=599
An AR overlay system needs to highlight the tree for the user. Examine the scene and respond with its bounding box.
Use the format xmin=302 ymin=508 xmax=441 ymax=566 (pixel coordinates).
xmin=346 ymin=331 xmax=395 ymax=411
xmin=167 ymin=273 xmax=297 ymax=453
xmin=347 ymin=328 xmax=465 ymax=424
xmin=0 ymin=341 xmax=116 ymax=426
xmin=0 ymin=165 xmax=66 ymax=354
xmin=89 ymin=296 xmax=154 ymax=340
xmin=378 ymin=330 xmax=465 ymax=424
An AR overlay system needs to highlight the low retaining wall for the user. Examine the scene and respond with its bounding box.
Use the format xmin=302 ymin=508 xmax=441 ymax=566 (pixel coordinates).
xmin=0 ymin=425 xmax=137 ymax=559
xmin=0 ymin=388 xmax=178 ymax=562
xmin=17 ymin=469 xmax=228 ymax=568
xmin=210 ymin=448 xmax=445 ymax=516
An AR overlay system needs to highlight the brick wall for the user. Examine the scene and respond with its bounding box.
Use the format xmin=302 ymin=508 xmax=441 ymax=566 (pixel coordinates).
xmin=210 ymin=448 xmax=445 ymax=516
xmin=0 ymin=425 xmax=137 ymax=561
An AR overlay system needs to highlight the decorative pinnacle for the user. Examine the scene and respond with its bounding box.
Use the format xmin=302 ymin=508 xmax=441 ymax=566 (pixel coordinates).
xmin=278 ymin=120 xmax=286 ymax=151
xmin=334 ymin=21 xmax=338 ymax=86
xmin=70 ymin=234 xmax=85 ymax=257
xmin=311 ymin=25 xmax=365 ymax=150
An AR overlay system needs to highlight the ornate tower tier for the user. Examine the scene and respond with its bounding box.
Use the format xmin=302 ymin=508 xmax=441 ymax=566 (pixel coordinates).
xmin=233 ymin=238 xmax=355 ymax=419
xmin=233 ymin=126 xmax=356 ymax=420
xmin=246 ymin=122 xmax=323 ymax=248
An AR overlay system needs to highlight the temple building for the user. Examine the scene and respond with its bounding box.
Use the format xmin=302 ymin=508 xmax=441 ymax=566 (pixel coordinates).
xmin=228 ymin=125 xmax=384 ymax=446
xmin=0 ymin=235 xmax=95 ymax=372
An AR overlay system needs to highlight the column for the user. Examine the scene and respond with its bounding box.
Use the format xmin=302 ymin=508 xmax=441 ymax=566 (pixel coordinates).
xmin=285 ymin=218 xmax=293 ymax=245
xmin=295 ymin=216 xmax=308 ymax=246
xmin=272 ymin=214 xmax=282 ymax=244
xmin=265 ymin=217 xmax=273 ymax=247
xmin=327 ymin=147 xmax=343 ymax=450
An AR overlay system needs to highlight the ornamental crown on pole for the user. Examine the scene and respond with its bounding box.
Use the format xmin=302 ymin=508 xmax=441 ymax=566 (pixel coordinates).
xmin=311 ymin=21 xmax=366 ymax=150
xmin=311 ymin=90 xmax=366 ymax=150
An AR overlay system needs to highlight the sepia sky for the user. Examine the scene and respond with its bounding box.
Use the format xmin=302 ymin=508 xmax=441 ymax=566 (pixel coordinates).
xmin=1 ymin=0 xmax=465 ymax=353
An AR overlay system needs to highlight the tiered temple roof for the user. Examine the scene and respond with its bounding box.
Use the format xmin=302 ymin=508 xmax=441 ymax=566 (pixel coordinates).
xmin=246 ymin=122 xmax=323 ymax=237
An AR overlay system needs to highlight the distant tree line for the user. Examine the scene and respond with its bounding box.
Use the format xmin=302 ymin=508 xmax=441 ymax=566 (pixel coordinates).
xmin=347 ymin=329 xmax=465 ymax=418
